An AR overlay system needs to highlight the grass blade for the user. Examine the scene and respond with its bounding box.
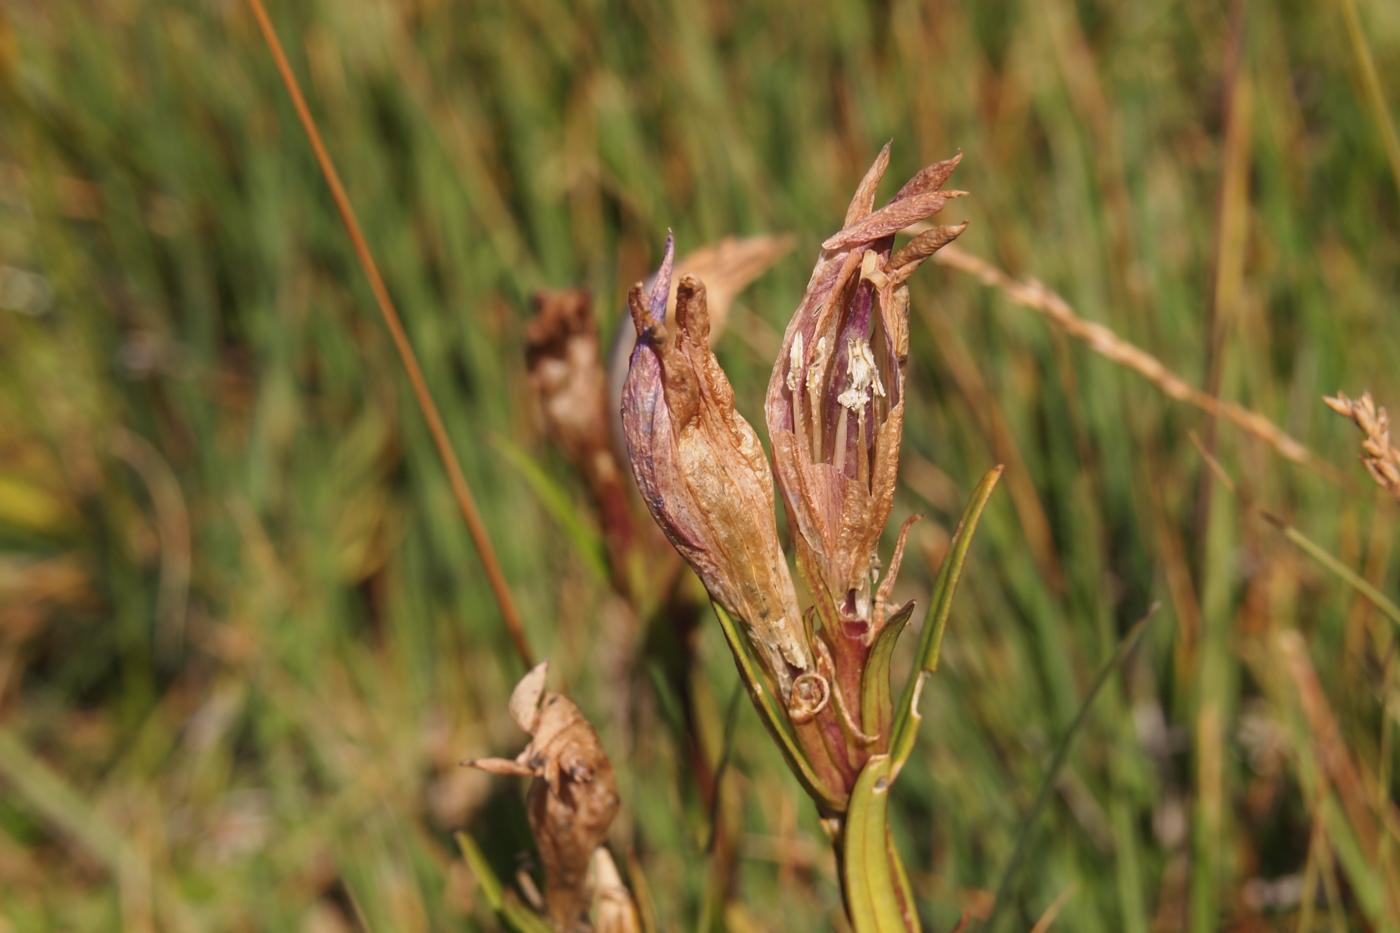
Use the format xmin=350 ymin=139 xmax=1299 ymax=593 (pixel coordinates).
xmin=861 ymin=600 xmax=916 ymax=743
xmin=455 ymin=831 xmax=553 ymax=933
xmin=985 ymin=605 xmax=1160 ymax=928
xmin=1192 ymin=431 xmax=1400 ymax=629
xmin=1278 ymin=523 xmax=1400 ymax=631
xmin=492 ymin=435 xmax=610 ymax=584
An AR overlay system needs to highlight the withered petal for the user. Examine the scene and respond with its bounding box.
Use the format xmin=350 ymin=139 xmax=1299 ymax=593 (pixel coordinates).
xmin=646 ymin=231 xmax=676 ymax=327
xmin=821 ymin=189 xmax=966 ymax=252
xmin=843 ymin=140 xmax=892 ymax=227
xmin=508 ymin=661 xmax=549 ymax=733
xmin=893 ymin=150 xmax=963 ymax=201
xmin=890 ymin=222 xmax=969 ymax=277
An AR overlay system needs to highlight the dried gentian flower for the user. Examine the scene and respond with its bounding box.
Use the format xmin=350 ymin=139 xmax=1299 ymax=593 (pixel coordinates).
xmin=525 ymin=289 xmax=639 ymax=578
xmin=470 ymin=663 xmax=622 ymax=931
xmin=765 ymin=144 xmax=966 ymax=713
xmin=620 ymin=234 xmax=813 ymax=700
xmin=470 ymin=661 xmax=624 ymax=930
xmin=607 ymin=234 xmax=795 ymax=477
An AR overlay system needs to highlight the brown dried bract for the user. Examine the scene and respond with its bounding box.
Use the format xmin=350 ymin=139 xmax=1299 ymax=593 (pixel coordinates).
xmin=470 ymin=663 xmax=621 ymax=932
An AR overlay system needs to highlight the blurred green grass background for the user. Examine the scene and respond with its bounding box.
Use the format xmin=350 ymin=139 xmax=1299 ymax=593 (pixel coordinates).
xmin=4 ymin=0 xmax=1400 ymax=929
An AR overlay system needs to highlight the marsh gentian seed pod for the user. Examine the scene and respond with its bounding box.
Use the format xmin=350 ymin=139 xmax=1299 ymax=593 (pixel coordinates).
xmin=620 ymin=235 xmax=813 ymax=699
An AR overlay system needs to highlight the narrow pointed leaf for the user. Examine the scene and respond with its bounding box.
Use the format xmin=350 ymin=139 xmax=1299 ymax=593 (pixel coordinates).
xmin=985 ymin=606 xmax=1159 ymax=928
xmin=860 ymin=600 xmax=916 ymax=741
xmin=711 ymin=602 xmax=846 ymax=813
xmin=492 ymin=435 xmax=610 ymax=583
xmin=889 ymin=466 xmax=1002 ymax=776
xmin=455 ymin=831 xmax=554 ymax=933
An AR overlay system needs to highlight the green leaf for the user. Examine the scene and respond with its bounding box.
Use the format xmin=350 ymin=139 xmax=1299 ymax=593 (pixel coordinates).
xmin=860 ymin=600 xmax=916 ymax=742
xmin=887 ymin=827 xmax=917 ymax=929
xmin=888 ymin=465 xmax=1003 ymax=776
xmin=984 ymin=606 xmax=1159 ymax=929
xmin=1277 ymin=523 xmax=1400 ymax=630
xmin=455 ymin=831 xmax=554 ymax=933
xmin=710 ymin=602 xmax=846 ymax=813
xmin=843 ymin=755 xmax=918 ymax=932
xmin=492 ymin=435 xmax=610 ymax=583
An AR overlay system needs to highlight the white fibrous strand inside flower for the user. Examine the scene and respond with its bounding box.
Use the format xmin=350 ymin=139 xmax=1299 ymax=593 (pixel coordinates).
xmin=836 ymin=336 xmax=884 ymax=485
xmin=786 ymin=333 xmax=804 ymax=393
xmin=837 ymin=336 xmax=885 ymax=411
xmin=783 ymin=265 xmax=893 ymax=488
xmin=805 ymin=335 xmax=830 ymax=462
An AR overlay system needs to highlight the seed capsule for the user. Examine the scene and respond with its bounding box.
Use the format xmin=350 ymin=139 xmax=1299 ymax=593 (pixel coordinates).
xmin=620 ymin=236 xmax=813 ymax=698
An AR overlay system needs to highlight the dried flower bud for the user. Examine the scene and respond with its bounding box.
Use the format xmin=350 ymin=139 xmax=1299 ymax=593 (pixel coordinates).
xmin=765 ymin=145 xmax=966 ymax=654
xmin=620 ymin=235 xmax=812 ymax=698
xmin=470 ymin=663 xmax=620 ymax=932
xmin=590 ymin=849 xmax=643 ymax=933
xmin=607 ymin=234 xmax=794 ymax=470
xmin=525 ymin=289 xmax=638 ymax=574
xmin=526 ymin=290 xmax=611 ymax=471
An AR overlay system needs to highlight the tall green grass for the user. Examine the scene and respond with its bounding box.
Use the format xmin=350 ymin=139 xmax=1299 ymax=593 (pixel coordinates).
xmin=2 ymin=0 xmax=1400 ymax=928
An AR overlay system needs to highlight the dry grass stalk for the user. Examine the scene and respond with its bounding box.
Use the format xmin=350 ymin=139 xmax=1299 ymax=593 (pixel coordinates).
xmin=933 ymin=245 xmax=1326 ymax=473
xmin=1324 ymin=391 xmax=1400 ymax=502
xmin=1029 ymin=882 xmax=1076 ymax=933
xmin=1275 ymin=630 xmax=1400 ymax=919
xmin=246 ymin=0 xmax=535 ymax=666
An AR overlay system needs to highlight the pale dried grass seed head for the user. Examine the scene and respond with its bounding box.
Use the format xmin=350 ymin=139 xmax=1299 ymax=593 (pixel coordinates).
xmin=1325 ymin=391 xmax=1400 ymax=502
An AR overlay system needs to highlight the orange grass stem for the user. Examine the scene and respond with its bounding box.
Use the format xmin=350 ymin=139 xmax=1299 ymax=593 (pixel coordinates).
xmin=245 ymin=0 xmax=534 ymax=668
